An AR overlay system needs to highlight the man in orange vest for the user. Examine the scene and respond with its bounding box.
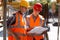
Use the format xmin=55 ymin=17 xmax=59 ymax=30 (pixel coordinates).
xmin=7 ymin=1 xmax=30 ymax=40
xmin=26 ymin=3 xmax=45 ymax=40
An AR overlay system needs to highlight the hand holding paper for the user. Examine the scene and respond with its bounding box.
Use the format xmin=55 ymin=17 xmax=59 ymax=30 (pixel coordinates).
xmin=27 ymin=26 xmax=48 ymax=35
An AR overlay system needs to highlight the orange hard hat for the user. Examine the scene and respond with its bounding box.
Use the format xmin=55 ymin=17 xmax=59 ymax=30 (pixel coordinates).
xmin=20 ymin=1 xmax=30 ymax=8
xmin=33 ymin=3 xmax=42 ymax=12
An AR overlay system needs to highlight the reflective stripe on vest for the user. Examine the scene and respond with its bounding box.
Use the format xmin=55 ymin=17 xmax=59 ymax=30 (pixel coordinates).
xmin=8 ymin=32 xmax=27 ymax=36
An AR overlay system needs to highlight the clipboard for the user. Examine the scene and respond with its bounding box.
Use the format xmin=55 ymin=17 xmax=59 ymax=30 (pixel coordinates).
xmin=28 ymin=26 xmax=48 ymax=35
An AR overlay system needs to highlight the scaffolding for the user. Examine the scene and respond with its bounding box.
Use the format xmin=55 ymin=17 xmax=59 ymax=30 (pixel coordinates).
xmin=3 ymin=0 xmax=7 ymax=40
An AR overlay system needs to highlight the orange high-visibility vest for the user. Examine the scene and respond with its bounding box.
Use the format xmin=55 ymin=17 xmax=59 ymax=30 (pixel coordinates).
xmin=8 ymin=12 xmax=27 ymax=40
xmin=26 ymin=14 xmax=45 ymax=40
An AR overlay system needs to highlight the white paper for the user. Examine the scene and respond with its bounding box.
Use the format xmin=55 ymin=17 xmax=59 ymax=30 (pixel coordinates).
xmin=28 ymin=26 xmax=48 ymax=34
xmin=0 ymin=23 xmax=3 ymax=26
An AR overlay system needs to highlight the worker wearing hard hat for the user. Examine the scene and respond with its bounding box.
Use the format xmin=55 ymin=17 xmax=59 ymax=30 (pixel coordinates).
xmin=26 ymin=3 xmax=45 ymax=40
xmin=7 ymin=1 xmax=30 ymax=40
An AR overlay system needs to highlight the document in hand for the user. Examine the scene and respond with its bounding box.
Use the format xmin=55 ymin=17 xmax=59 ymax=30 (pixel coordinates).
xmin=28 ymin=26 xmax=48 ymax=34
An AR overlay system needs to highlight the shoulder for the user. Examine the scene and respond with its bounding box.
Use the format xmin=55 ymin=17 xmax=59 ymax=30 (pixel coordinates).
xmin=26 ymin=15 xmax=31 ymax=18
xmin=39 ymin=15 xmax=45 ymax=20
xmin=26 ymin=15 xmax=31 ymax=20
xmin=13 ymin=11 xmax=20 ymax=16
xmin=13 ymin=13 xmax=16 ymax=16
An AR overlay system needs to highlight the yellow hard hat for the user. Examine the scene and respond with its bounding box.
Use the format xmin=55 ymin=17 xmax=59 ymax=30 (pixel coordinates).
xmin=20 ymin=1 xmax=30 ymax=8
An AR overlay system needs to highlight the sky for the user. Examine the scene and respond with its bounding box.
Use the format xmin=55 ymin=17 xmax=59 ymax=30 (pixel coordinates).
xmin=16 ymin=0 xmax=56 ymax=2
xmin=26 ymin=0 xmax=56 ymax=2
xmin=51 ymin=0 xmax=56 ymax=2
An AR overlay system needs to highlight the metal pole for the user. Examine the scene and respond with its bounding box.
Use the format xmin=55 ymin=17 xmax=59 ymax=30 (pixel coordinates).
xmin=45 ymin=3 xmax=49 ymax=40
xmin=57 ymin=3 xmax=60 ymax=40
xmin=3 ymin=0 xmax=7 ymax=40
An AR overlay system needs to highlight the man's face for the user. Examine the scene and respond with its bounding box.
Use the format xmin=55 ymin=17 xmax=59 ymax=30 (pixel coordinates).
xmin=20 ymin=6 xmax=27 ymax=13
xmin=33 ymin=9 xmax=40 ymax=16
xmin=0 ymin=0 xmax=2 ymax=2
